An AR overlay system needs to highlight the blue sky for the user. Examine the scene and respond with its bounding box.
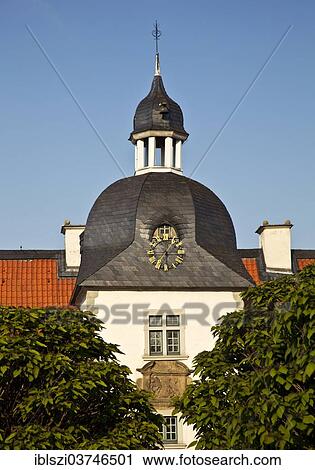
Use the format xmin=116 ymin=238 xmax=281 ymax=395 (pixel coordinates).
xmin=0 ymin=0 xmax=314 ymax=249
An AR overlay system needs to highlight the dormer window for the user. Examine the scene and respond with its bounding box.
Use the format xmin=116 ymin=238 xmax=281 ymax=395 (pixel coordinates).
xmin=159 ymin=102 xmax=170 ymax=120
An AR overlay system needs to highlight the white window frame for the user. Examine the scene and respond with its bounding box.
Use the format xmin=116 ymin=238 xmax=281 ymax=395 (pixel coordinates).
xmin=166 ymin=329 xmax=180 ymax=355
xmin=160 ymin=416 xmax=178 ymax=443
xmin=143 ymin=309 xmax=187 ymax=359
xmin=156 ymin=409 xmax=186 ymax=448
xmin=149 ymin=330 xmax=163 ymax=355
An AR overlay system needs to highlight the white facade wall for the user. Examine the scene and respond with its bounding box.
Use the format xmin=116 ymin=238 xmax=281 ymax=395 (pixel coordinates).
xmin=80 ymin=290 xmax=242 ymax=379
xmin=81 ymin=291 xmax=242 ymax=449
xmin=80 ymin=289 xmax=243 ymax=447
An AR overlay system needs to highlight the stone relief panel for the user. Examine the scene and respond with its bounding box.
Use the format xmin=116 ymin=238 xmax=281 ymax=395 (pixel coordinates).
xmin=137 ymin=360 xmax=192 ymax=409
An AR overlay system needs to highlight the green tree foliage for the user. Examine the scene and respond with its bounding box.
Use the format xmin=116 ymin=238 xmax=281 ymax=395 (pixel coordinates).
xmin=0 ymin=307 xmax=163 ymax=449
xmin=176 ymin=265 xmax=315 ymax=449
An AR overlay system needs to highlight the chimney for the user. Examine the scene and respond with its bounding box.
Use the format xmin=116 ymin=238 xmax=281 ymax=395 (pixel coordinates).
xmin=61 ymin=220 xmax=85 ymax=268
xmin=256 ymin=220 xmax=293 ymax=274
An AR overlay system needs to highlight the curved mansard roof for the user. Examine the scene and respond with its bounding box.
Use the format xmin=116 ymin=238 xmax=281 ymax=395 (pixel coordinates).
xmin=75 ymin=172 xmax=252 ymax=291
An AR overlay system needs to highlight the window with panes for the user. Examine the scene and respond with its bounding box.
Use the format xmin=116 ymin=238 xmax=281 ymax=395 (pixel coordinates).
xmin=149 ymin=314 xmax=180 ymax=356
xmin=159 ymin=416 xmax=178 ymax=443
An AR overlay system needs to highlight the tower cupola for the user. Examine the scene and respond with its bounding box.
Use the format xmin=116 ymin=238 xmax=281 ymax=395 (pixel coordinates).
xmin=130 ymin=23 xmax=188 ymax=175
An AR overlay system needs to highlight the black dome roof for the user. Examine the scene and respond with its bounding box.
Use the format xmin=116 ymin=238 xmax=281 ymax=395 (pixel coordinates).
xmin=75 ymin=173 xmax=252 ymax=291
xmin=131 ymin=75 xmax=188 ymax=138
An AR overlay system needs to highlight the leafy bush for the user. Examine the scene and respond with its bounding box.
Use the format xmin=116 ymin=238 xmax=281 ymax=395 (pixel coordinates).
xmin=176 ymin=265 xmax=315 ymax=449
xmin=0 ymin=307 xmax=162 ymax=449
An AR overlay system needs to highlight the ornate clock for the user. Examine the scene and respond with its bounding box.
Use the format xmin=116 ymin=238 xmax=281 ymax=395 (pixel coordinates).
xmin=147 ymin=225 xmax=185 ymax=271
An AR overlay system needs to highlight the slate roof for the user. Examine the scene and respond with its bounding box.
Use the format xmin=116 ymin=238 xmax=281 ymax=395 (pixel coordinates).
xmin=0 ymin=250 xmax=76 ymax=307
xmin=73 ymin=172 xmax=253 ymax=300
xmin=131 ymin=75 xmax=188 ymax=138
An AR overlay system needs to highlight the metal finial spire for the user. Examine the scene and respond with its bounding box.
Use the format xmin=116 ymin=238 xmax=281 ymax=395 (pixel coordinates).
xmin=152 ymin=20 xmax=161 ymax=54
xmin=152 ymin=21 xmax=161 ymax=76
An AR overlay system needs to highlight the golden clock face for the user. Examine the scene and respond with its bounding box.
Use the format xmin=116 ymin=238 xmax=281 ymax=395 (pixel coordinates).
xmin=147 ymin=225 xmax=185 ymax=271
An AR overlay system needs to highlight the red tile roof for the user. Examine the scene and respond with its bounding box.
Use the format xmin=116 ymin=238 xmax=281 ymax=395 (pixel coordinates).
xmin=297 ymin=258 xmax=315 ymax=270
xmin=1 ymin=253 xmax=312 ymax=308
xmin=0 ymin=259 xmax=76 ymax=308
xmin=242 ymin=258 xmax=261 ymax=285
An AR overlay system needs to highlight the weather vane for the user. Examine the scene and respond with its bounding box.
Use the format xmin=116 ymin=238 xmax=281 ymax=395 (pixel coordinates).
xmin=152 ymin=21 xmax=161 ymax=54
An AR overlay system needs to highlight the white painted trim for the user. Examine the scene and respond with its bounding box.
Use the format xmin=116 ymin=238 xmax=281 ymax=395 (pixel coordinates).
xmin=135 ymin=167 xmax=182 ymax=176
xmin=143 ymin=308 xmax=186 ymax=358
xmin=134 ymin=144 xmax=138 ymax=171
xmin=175 ymin=139 xmax=182 ymax=170
xmin=131 ymin=129 xmax=188 ymax=143
xmin=137 ymin=140 xmax=145 ymax=169
xmin=148 ymin=136 xmax=156 ymax=168
xmin=142 ymin=355 xmax=189 ymax=361
xmin=156 ymin=409 xmax=187 ymax=448
xmin=165 ymin=137 xmax=173 ymax=167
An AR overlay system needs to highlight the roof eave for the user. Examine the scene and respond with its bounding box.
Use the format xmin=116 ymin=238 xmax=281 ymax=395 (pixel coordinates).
xmin=129 ymin=129 xmax=189 ymax=144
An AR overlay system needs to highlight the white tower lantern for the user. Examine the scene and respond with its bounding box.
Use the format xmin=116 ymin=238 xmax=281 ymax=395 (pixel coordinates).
xmin=129 ymin=48 xmax=188 ymax=176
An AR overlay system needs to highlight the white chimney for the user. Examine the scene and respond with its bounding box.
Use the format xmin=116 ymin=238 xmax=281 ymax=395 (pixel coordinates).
xmin=256 ymin=220 xmax=293 ymax=274
xmin=61 ymin=220 xmax=85 ymax=268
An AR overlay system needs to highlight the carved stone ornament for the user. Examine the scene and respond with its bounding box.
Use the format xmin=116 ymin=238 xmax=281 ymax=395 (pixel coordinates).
xmin=137 ymin=361 xmax=192 ymax=409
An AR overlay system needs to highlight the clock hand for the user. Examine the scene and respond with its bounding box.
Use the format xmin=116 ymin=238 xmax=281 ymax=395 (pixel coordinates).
xmin=166 ymin=238 xmax=176 ymax=253
xmin=165 ymin=239 xmax=177 ymax=259
xmin=157 ymin=239 xmax=176 ymax=263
